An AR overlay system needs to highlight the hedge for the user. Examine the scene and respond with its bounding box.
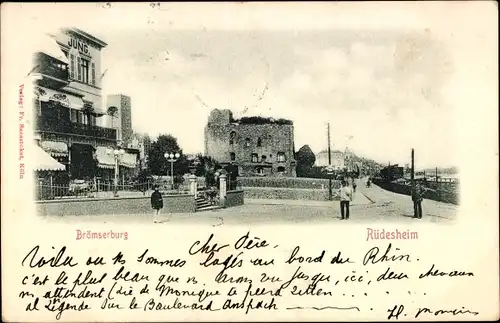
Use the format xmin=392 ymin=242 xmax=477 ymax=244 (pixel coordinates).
xmin=239 ymin=176 xmax=341 ymax=189
xmin=244 ymin=187 xmax=340 ymax=201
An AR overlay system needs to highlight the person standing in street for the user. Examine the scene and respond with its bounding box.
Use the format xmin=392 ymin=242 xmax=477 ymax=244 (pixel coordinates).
xmin=339 ymin=180 xmax=353 ymax=220
xmin=411 ymin=181 xmax=424 ymax=219
xmin=151 ymin=186 xmax=164 ymax=223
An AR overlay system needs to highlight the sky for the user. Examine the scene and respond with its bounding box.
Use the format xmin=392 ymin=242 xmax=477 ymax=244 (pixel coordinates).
xmin=99 ymin=27 xmax=456 ymax=168
xmin=9 ymin=2 xmax=497 ymax=169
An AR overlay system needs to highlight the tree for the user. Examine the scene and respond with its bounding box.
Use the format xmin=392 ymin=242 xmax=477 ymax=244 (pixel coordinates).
xmin=295 ymin=145 xmax=316 ymax=177
xmin=147 ymin=134 xmax=190 ymax=175
xmin=107 ymin=106 xmax=119 ymax=129
xmin=194 ymin=155 xmax=221 ymax=177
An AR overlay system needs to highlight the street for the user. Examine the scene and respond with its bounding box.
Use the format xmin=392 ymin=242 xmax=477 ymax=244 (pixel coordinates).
xmin=49 ymin=181 xmax=457 ymax=225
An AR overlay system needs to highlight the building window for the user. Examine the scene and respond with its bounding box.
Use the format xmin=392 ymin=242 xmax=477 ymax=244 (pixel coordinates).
xmin=257 ymin=137 xmax=262 ymax=147
xmin=81 ymin=58 xmax=90 ymax=84
xmin=70 ymin=109 xmax=77 ymax=123
xmin=251 ymin=153 xmax=258 ymax=163
xmin=230 ymin=152 xmax=236 ymax=161
xmin=77 ymin=57 xmax=82 ymax=81
xmin=261 ymin=155 xmax=267 ymax=162
xmin=256 ymin=167 xmax=263 ymax=174
xmin=245 ymin=138 xmax=251 ymax=148
xmin=34 ymin=100 xmax=41 ymax=116
xmin=70 ymin=54 xmax=75 ymax=79
xmin=277 ymin=166 xmax=285 ymax=173
xmin=229 ymin=131 xmax=236 ymax=145
xmin=90 ymin=115 xmax=96 ymax=126
xmin=77 ymin=111 xmax=88 ymax=124
xmin=91 ymin=62 xmax=96 ymax=86
xmin=277 ymin=152 xmax=286 ymax=162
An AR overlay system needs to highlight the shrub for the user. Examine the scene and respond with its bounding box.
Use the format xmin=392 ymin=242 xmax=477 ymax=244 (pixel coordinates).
xmin=231 ymin=116 xmax=293 ymax=125
xmin=244 ymin=187 xmax=340 ymax=201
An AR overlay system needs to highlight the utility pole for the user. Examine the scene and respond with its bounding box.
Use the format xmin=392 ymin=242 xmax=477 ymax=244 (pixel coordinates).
xmin=436 ymin=166 xmax=440 ymax=200
xmin=328 ymin=123 xmax=332 ymax=201
xmin=411 ymin=149 xmax=415 ymax=185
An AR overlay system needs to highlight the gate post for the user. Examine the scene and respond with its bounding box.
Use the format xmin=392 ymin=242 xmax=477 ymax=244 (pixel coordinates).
xmin=219 ymin=174 xmax=227 ymax=207
xmin=189 ymin=174 xmax=198 ymax=197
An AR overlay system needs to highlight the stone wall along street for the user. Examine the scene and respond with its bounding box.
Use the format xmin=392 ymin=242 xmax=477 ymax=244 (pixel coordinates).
xmin=36 ymin=194 xmax=197 ymax=216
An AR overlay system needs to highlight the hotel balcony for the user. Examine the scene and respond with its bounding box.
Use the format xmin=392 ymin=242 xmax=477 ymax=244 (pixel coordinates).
xmin=32 ymin=53 xmax=69 ymax=89
xmin=35 ymin=117 xmax=117 ymax=141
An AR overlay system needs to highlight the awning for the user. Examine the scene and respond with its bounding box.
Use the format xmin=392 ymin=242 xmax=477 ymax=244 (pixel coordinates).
xmin=36 ymin=34 xmax=69 ymax=64
xmin=120 ymin=152 xmax=138 ymax=168
xmin=33 ymin=145 xmax=65 ymax=171
xmin=40 ymin=140 xmax=68 ymax=157
xmin=34 ymin=86 xmax=84 ymax=110
xmin=95 ymin=146 xmax=115 ymax=169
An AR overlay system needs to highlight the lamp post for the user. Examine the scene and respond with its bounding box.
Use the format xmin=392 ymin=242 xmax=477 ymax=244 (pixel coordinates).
xmin=107 ymin=147 xmax=125 ymax=197
xmin=164 ymin=152 xmax=180 ymax=189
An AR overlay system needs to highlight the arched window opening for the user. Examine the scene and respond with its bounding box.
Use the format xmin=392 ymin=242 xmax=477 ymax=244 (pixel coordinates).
xmin=257 ymin=138 xmax=262 ymax=147
xmin=230 ymin=152 xmax=236 ymax=161
xmin=277 ymin=152 xmax=286 ymax=162
xmin=229 ymin=131 xmax=236 ymax=145
xmin=251 ymin=153 xmax=258 ymax=163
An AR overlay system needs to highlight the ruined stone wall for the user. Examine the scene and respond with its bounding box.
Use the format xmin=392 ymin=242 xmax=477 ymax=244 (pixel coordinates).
xmin=204 ymin=109 xmax=296 ymax=177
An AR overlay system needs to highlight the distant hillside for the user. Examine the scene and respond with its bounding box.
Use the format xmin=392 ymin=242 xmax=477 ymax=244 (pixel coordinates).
xmin=346 ymin=152 xmax=384 ymax=170
xmin=419 ymin=167 xmax=458 ymax=174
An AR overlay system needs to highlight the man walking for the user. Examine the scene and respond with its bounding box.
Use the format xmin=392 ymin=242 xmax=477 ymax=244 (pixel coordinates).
xmin=339 ymin=180 xmax=353 ymax=220
xmin=151 ymin=186 xmax=164 ymax=223
xmin=411 ymin=181 xmax=424 ymax=219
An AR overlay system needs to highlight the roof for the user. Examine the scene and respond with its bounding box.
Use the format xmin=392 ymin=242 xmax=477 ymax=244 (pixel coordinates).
xmin=37 ymin=34 xmax=69 ymax=64
xmin=316 ymin=149 xmax=343 ymax=155
xmin=62 ymin=28 xmax=108 ymax=48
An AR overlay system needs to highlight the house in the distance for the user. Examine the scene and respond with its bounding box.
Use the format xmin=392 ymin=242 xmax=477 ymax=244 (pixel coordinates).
xmin=315 ymin=149 xmax=345 ymax=170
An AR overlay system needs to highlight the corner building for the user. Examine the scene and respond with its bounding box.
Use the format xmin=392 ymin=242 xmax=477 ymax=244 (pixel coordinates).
xmin=32 ymin=28 xmax=136 ymax=183
xmin=204 ymin=109 xmax=296 ymax=177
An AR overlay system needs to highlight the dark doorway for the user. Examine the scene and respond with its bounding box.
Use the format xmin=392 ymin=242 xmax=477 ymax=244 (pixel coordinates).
xmin=70 ymin=143 xmax=96 ymax=180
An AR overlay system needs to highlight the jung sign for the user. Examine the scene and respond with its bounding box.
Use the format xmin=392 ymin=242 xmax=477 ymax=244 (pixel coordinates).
xmin=68 ymin=37 xmax=90 ymax=56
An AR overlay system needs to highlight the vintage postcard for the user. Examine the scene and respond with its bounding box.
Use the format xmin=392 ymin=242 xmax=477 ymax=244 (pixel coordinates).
xmin=1 ymin=1 xmax=498 ymax=322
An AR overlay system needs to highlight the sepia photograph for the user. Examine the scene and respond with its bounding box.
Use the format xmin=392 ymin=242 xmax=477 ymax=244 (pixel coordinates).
xmin=31 ymin=21 xmax=459 ymax=224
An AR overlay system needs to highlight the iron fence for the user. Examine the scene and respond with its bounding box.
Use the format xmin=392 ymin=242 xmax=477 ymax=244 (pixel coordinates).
xmin=35 ymin=180 xmax=155 ymax=200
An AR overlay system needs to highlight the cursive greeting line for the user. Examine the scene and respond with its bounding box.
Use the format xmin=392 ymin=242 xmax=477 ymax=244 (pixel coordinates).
xmin=286 ymin=306 xmax=360 ymax=311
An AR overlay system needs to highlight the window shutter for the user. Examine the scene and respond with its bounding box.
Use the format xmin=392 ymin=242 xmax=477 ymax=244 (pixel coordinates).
xmin=77 ymin=57 xmax=81 ymax=81
xmin=70 ymin=54 xmax=75 ymax=79
xmin=91 ymin=62 xmax=96 ymax=86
